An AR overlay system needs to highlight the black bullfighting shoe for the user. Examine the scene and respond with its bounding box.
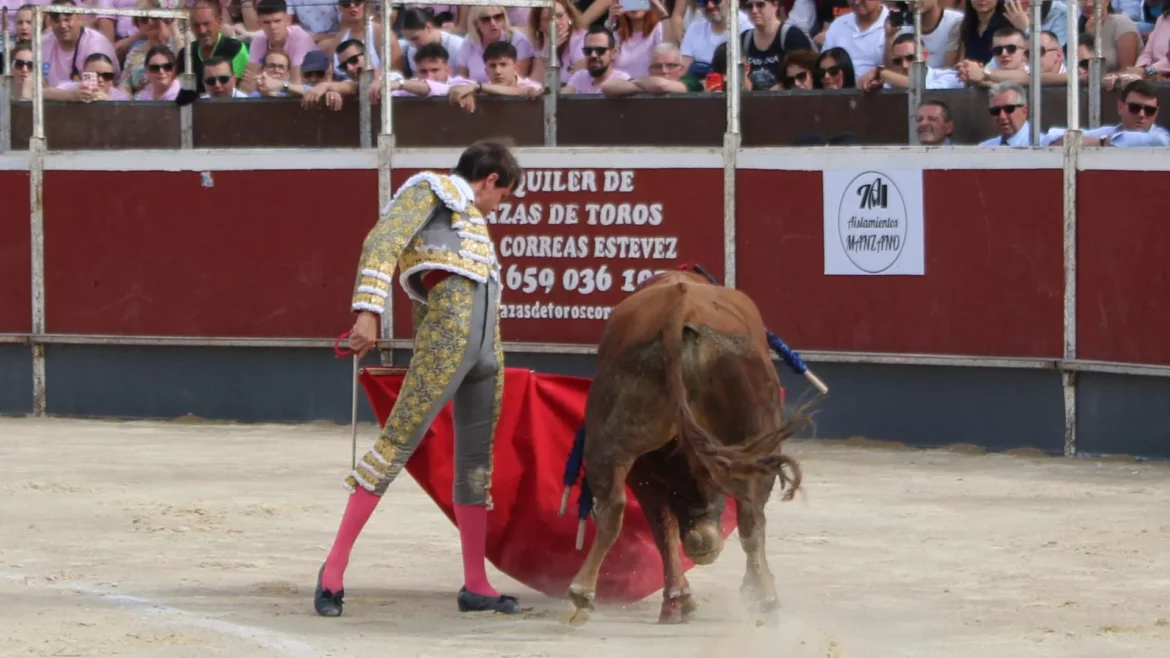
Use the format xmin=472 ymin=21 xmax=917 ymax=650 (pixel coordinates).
xmin=314 ymin=564 xmax=344 ymax=617
xmin=457 ymin=587 xmax=522 ymax=614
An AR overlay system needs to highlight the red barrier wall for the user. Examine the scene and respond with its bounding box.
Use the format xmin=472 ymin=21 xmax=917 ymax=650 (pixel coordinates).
xmin=43 ymin=170 xmax=378 ymax=337
xmin=0 ymin=170 xmax=31 ymax=334
xmin=736 ymin=169 xmax=1065 ymax=358
xmin=1077 ymin=170 xmax=1170 ymax=366
xmin=21 ymin=150 xmax=1082 ymax=364
xmin=388 ymin=166 xmax=724 ymax=344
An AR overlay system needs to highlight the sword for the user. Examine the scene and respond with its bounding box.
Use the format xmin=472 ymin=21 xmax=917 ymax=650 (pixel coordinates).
xmin=334 ymin=332 xmax=360 ymax=469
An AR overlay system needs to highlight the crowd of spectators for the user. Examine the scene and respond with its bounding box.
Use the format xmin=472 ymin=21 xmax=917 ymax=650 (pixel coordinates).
xmin=1 ymin=0 xmax=1167 ymax=145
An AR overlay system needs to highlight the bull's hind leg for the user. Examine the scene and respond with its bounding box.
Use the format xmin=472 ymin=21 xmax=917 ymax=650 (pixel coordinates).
xmin=736 ymin=475 xmax=781 ymax=616
xmin=628 ymin=459 xmax=697 ymax=625
xmin=560 ymin=455 xmax=632 ymax=628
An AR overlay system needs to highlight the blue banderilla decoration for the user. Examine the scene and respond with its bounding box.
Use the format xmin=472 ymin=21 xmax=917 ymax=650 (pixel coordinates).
xmin=557 ymin=262 xmax=829 ymax=549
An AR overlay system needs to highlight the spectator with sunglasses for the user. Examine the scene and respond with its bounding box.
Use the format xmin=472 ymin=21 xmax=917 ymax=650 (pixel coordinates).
xmin=50 ymin=52 xmax=131 ymax=101
xmin=176 ymin=0 xmax=250 ymax=96
xmin=40 ymin=0 xmax=120 ymax=87
xmin=959 ymin=26 xmax=1066 ymax=86
xmin=979 ymin=81 xmax=1033 ymax=146
xmin=5 ymin=39 xmax=34 ymax=100
xmin=1043 ymin=79 xmax=1170 ymax=146
xmin=116 ymin=0 xmax=181 ymax=98
xmin=200 ymin=55 xmax=250 ymax=98
xmin=134 ymin=43 xmax=181 ymax=100
xmin=456 ymin=5 xmax=536 ymax=83
xmin=780 ymin=48 xmax=819 ymax=88
xmin=821 ymin=0 xmax=890 ymax=78
xmin=815 ymin=46 xmax=855 ymax=87
xmin=859 ymin=32 xmax=963 ymax=90
xmin=600 ymin=41 xmax=705 ymax=95
xmin=679 ymin=0 xmax=751 ymax=78
xmin=563 ymin=25 xmax=630 ymax=93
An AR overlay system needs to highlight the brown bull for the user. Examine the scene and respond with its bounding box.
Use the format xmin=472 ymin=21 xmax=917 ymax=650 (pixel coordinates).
xmin=560 ymin=270 xmax=809 ymax=627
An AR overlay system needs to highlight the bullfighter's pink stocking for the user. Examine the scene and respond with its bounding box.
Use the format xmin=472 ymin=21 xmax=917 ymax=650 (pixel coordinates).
xmin=454 ymin=503 xmax=499 ymax=597
xmin=321 ymin=488 xmax=380 ymax=592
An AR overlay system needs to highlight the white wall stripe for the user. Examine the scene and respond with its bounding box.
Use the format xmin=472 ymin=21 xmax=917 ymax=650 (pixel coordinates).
xmin=1078 ymin=147 xmax=1170 ymax=172
xmin=0 ymin=146 xmax=1154 ymax=173
xmin=737 ymin=146 xmax=1065 ymax=171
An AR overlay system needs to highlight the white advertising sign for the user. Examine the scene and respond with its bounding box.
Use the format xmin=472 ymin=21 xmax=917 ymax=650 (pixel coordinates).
xmin=823 ymin=169 xmax=924 ymax=276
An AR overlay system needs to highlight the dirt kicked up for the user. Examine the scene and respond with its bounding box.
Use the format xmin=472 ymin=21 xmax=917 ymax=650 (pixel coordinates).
xmin=1 ymin=417 xmax=1169 ymax=658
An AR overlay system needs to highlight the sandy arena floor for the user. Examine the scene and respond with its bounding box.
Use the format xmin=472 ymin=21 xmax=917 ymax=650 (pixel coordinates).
xmin=1 ymin=417 xmax=1169 ymax=658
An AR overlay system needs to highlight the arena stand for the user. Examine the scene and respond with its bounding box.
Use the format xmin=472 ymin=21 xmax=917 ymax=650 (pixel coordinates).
xmin=1 ymin=0 xmax=1170 ymax=465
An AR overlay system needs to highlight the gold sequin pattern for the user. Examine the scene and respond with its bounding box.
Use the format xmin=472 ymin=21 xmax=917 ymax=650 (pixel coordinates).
xmin=351 ymin=181 xmax=441 ymax=311
xmin=346 ymin=277 xmax=477 ymax=494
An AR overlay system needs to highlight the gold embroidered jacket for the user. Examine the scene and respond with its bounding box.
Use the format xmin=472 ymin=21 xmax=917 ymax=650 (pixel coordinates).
xmin=351 ymin=172 xmax=499 ymax=314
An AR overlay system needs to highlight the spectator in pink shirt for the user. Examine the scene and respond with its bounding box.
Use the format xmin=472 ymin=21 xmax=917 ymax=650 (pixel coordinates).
xmin=527 ymin=0 xmax=588 ymax=85
xmin=40 ymin=0 xmax=120 ymax=87
xmin=51 ymin=52 xmax=132 ymax=100
xmin=134 ymin=44 xmax=181 ymax=100
xmin=381 ymin=42 xmax=473 ymax=98
xmin=563 ymin=25 xmax=630 ymax=94
xmin=242 ymin=0 xmax=316 ymax=92
xmin=456 ymin=4 xmax=535 ymax=83
xmin=592 ymin=0 xmax=667 ymax=79
xmin=449 ymin=40 xmax=543 ymax=114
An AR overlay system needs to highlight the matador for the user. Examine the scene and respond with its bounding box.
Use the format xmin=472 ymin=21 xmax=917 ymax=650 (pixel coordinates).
xmin=314 ymin=139 xmax=523 ymax=617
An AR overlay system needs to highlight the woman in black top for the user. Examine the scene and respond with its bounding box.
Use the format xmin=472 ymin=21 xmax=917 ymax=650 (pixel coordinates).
xmin=959 ymin=0 xmax=1012 ymax=64
xmin=740 ymin=0 xmax=813 ymax=78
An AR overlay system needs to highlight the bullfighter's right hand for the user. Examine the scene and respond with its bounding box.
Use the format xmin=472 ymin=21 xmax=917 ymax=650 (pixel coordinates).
xmin=349 ymin=311 xmax=379 ymax=356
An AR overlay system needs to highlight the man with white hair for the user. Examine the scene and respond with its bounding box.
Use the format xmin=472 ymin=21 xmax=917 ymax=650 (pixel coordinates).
xmin=980 ymin=81 xmax=1034 ymax=146
xmin=601 ymin=43 xmax=704 ymax=96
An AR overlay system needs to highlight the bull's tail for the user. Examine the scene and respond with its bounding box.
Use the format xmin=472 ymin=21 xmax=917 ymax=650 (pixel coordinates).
xmin=664 ymin=282 xmax=810 ymax=499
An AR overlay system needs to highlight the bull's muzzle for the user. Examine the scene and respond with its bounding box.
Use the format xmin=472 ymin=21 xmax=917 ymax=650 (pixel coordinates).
xmin=682 ymin=522 xmax=725 ymax=566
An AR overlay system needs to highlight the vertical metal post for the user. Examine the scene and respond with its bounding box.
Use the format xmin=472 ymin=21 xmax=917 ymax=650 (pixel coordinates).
xmin=358 ymin=9 xmax=373 ymax=149
xmin=1028 ymin=2 xmax=1041 ymax=145
xmin=30 ymin=7 xmax=46 ymax=416
xmin=1061 ymin=0 xmax=1080 ymax=456
xmin=376 ymin=0 xmax=394 ymax=364
xmin=543 ymin=6 xmax=558 ymax=146
xmin=1087 ymin=0 xmax=1103 ymax=128
xmin=908 ymin=1 xmax=924 ymax=145
xmin=1 ymin=8 xmax=11 ymax=152
xmin=180 ymin=18 xmax=194 ymax=149
xmin=723 ymin=4 xmax=740 ymax=288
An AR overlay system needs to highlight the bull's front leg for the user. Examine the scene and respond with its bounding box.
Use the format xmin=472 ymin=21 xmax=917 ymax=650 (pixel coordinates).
xmin=561 ymin=460 xmax=631 ymax=628
xmin=735 ymin=477 xmax=780 ymax=615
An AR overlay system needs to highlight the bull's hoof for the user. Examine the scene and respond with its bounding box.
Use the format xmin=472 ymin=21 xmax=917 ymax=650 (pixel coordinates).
xmin=559 ymin=591 xmax=595 ymax=627
xmin=658 ymin=593 xmax=699 ymax=624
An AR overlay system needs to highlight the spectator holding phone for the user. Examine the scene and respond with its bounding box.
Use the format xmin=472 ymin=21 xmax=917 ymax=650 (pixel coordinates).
xmin=50 ymin=52 xmax=131 ymax=101
xmin=598 ymin=0 xmax=668 ymax=80
xmin=40 ymin=0 xmax=120 ymax=87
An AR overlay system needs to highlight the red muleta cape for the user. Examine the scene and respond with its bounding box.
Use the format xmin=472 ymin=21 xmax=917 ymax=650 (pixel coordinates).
xmin=357 ymin=366 xmax=739 ymax=603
